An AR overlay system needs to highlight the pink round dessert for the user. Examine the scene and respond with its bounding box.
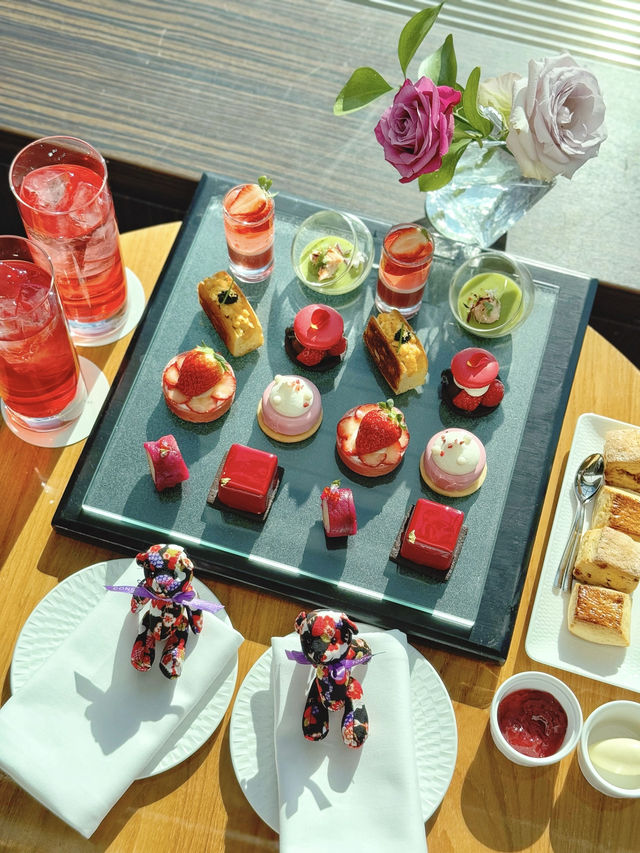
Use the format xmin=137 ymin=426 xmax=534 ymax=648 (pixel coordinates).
xmin=257 ymin=374 xmax=322 ymax=442
xmin=420 ymin=428 xmax=487 ymax=497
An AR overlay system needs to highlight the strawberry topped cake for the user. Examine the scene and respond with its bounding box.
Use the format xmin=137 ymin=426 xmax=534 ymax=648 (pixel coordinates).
xmin=162 ymin=345 xmax=236 ymax=423
xmin=420 ymin=428 xmax=487 ymax=497
xmin=336 ymin=399 xmax=409 ymax=477
xmin=440 ymin=347 xmax=504 ymax=416
xmin=257 ymin=374 xmax=323 ymax=442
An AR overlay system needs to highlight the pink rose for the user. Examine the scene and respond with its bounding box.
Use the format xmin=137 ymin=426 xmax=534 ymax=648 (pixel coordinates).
xmin=506 ymin=54 xmax=607 ymax=181
xmin=374 ymin=77 xmax=461 ymax=184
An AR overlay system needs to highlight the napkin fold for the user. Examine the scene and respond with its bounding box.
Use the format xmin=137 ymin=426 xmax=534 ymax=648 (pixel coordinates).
xmin=0 ymin=561 xmax=243 ymax=838
xmin=271 ymin=629 xmax=428 ymax=853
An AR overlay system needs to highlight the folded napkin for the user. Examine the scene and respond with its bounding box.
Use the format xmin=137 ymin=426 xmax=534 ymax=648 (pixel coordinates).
xmin=0 ymin=560 xmax=243 ymax=838
xmin=271 ymin=629 xmax=428 ymax=853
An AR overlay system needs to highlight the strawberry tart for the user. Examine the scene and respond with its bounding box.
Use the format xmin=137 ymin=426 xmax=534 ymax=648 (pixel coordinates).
xmin=285 ymin=304 xmax=347 ymax=370
xmin=162 ymin=345 xmax=236 ymax=423
xmin=420 ymin=428 xmax=487 ymax=497
xmin=336 ymin=399 xmax=409 ymax=478
xmin=257 ymin=374 xmax=322 ymax=442
xmin=143 ymin=434 xmax=189 ymax=491
xmin=440 ymin=347 xmax=504 ymax=416
xmin=321 ymin=480 xmax=358 ymax=538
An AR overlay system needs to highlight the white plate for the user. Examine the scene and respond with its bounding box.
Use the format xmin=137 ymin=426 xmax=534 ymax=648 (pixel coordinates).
xmin=229 ymin=631 xmax=457 ymax=831
xmin=526 ymin=412 xmax=640 ymax=691
xmin=10 ymin=558 xmax=238 ymax=777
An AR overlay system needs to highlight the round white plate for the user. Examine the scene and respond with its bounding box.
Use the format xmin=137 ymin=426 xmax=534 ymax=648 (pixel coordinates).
xmin=11 ymin=558 xmax=238 ymax=777
xmin=229 ymin=631 xmax=457 ymax=831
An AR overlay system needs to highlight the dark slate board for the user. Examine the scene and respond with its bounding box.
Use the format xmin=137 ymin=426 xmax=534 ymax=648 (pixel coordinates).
xmin=53 ymin=172 xmax=597 ymax=662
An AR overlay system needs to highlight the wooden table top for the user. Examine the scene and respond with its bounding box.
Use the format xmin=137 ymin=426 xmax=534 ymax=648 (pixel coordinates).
xmin=1 ymin=221 xmax=639 ymax=852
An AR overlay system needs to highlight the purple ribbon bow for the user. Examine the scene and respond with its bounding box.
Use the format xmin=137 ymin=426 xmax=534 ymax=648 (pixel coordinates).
xmin=105 ymin=584 xmax=225 ymax=614
xmin=285 ymin=648 xmax=372 ymax=681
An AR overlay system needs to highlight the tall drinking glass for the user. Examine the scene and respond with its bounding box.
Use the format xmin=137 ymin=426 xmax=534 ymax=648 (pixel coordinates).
xmin=0 ymin=236 xmax=86 ymax=433
xmin=375 ymin=223 xmax=434 ymax=318
xmin=222 ymin=183 xmax=275 ymax=282
xmin=9 ymin=136 xmax=128 ymax=341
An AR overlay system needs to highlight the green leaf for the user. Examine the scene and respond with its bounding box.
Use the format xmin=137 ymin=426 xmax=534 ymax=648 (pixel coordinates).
xmin=461 ymin=67 xmax=493 ymax=135
xmin=417 ymin=138 xmax=473 ymax=191
xmin=398 ymin=3 xmax=444 ymax=78
xmin=333 ymin=67 xmax=394 ymax=115
xmin=417 ymin=34 xmax=457 ymax=88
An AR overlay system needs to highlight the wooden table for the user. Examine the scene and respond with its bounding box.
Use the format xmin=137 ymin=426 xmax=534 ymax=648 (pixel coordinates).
xmin=1 ymin=222 xmax=639 ymax=852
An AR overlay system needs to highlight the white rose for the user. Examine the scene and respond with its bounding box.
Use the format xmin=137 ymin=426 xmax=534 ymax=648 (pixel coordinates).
xmin=506 ymin=53 xmax=607 ymax=181
xmin=478 ymin=72 xmax=521 ymax=131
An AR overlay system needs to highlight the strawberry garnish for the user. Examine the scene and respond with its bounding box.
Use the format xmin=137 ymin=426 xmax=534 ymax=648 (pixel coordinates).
xmin=176 ymin=345 xmax=226 ymax=397
xmin=297 ymin=347 xmax=325 ymax=367
xmin=355 ymin=399 xmax=404 ymax=456
xmin=452 ymin=389 xmax=481 ymax=412
xmin=481 ymin=379 xmax=505 ymax=407
xmin=327 ymin=337 xmax=347 ymax=357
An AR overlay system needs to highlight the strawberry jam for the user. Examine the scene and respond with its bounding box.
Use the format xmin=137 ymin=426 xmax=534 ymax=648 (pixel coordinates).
xmin=498 ymin=689 xmax=568 ymax=758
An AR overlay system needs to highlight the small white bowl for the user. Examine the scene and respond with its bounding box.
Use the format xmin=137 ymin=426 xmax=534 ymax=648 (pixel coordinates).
xmin=578 ymin=700 xmax=640 ymax=798
xmin=490 ymin=671 xmax=583 ymax=767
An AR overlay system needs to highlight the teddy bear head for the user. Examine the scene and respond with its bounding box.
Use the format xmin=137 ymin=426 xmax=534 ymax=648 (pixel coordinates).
xmin=294 ymin=609 xmax=359 ymax=665
xmin=135 ymin=543 xmax=194 ymax=598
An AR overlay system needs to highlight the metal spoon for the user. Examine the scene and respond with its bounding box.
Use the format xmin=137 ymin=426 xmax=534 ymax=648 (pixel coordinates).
xmin=553 ymin=452 xmax=605 ymax=592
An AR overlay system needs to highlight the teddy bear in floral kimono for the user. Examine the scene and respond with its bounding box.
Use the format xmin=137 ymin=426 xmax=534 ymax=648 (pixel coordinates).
xmin=130 ymin=543 xmax=203 ymax=679
xmin=290 ymin=609 xmax=371 ymax=748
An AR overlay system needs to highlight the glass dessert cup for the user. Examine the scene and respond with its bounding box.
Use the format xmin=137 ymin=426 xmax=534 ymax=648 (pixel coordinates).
xmin=9 ymin=136 xmax=128 ymax=342
xmin=449 ymin=249 xmax=534 ymax=338
xmin=0 ymin=235 xmax=86 ymax=433
xmin=222 ymin=183 xmax=275 ymax=283
xmin=291 ymin=210 xmax=373 ymax=295
xmin=375 ymin=223 xmax=434 ymax=318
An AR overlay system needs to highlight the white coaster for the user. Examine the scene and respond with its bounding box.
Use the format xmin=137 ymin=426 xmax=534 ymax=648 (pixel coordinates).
xmin=72 ymin=268 xmax=145 ymax=347
xmin=1 ymin=357 xmax=110 ymax=448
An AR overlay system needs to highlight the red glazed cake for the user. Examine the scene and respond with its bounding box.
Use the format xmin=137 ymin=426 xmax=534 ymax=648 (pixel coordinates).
xmin=285 ymin=304 xmax=347 ymax=370
xmin=162 ymin=345 xmax=236 ymax=423
xmin=321 ymin=480 xmax=358 ymax=538
xmin=144 ymin=434 xmax=189 ymax=491
xmin=336 ymin=399 xmax=409 ymax=478
xmin=399 ymin=498 xmax=465 ymax=571
xmin=440 ymin=347 xmax=504 ymax=416
xmin=209 ymin=443 xmax=280 ymax=516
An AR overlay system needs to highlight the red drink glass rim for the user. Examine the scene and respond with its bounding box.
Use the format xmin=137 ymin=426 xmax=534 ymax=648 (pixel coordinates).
xmin=382 ymin=223 xmax=434 ymax=268
xmin=0 ymin=235 xmax=55 ymax=321
xmin=222 ymin=184 xmax=274 ymax=226
xmin=9 ymin=135 xmax=109 ymax=214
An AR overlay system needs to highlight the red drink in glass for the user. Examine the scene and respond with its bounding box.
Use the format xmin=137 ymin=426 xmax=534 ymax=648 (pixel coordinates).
xmin=376 ymin=223 xmax=434 ymax=318
xmin=222 ymin=183 xmax=275 ymax=282
xmin=9 ymin=136 xmax=128 ymax=342
xmin=0 ymin=236 xmax=85 ymax=433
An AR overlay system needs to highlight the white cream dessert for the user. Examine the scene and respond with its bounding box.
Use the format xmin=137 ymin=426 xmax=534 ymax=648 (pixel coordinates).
xmin=257 ymin=374 xmax=323 ymax=442
xmin=420 ymin=428 xmax=487 ymax=497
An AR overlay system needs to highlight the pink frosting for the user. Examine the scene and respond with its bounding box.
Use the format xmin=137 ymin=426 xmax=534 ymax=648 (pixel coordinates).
xmin=260 ymin=376 xmax=322 ymax=435
xmin=422 ymin=429 xmax=486 ymax=491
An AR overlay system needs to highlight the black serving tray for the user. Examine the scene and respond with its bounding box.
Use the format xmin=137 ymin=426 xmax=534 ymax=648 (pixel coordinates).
xmin=54 ymin=172 xmax=597 ymax=662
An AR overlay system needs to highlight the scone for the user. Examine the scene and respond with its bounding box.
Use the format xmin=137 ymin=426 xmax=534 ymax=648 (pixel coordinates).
xmin=198 ymin=271 xmax=263 ymax=356
xmin=567 ymin=582 xmax=631 ymax=647
xmin=604 ymin=427 xmax=640 ymax=493
xmin=573 ymin=526 xmax=640 ymax=594
xmin=362 ymin=310 xmax=427 ymax=394
xmin=591 ymin=485 xmax=640 ymax=542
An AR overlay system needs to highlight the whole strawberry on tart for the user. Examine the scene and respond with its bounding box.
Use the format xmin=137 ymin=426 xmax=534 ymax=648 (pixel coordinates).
xmin=162 ymin=344 xmax=236 ymax=423
xmin=336 ymin=399 xmax=409 ymax=477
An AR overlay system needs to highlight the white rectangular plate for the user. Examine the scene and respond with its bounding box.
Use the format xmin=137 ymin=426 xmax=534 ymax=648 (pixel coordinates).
xmin=526 ymin=412 xmax=640 ymax=691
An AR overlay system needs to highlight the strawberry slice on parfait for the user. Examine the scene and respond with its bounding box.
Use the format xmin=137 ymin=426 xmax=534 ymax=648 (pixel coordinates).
xmin=336 ymin=399 xmax=409 ymax=477
xmin=162 ymin=345 xmax=236 ymax=423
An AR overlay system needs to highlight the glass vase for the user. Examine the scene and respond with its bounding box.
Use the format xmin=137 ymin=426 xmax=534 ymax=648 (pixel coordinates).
xmin=424 ymin=142 xmax=554 ymax=248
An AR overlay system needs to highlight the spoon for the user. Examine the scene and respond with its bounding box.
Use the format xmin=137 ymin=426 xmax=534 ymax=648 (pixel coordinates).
xmin=553 ymin=452 xmax=604 ymax=592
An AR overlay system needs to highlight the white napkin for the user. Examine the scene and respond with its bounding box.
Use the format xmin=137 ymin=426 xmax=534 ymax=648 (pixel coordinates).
xmin=0 ymin=560 xmax=243 ymax=838
xmin=271 ymin=629 xmax=428 ymax=853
